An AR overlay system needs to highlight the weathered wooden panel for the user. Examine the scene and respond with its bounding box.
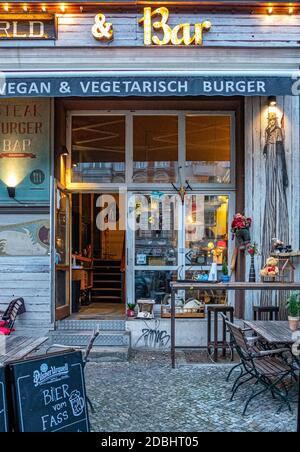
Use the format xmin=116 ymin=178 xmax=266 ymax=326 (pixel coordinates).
xmin=0 ymin=256 xmax=52 ymax=333
xmin=0 ymin=47 xmax=299 ymax=72
xmin=1 ymin=13 xmax=300 ymax=48
xmin=55 ymin=14 xmax=300 ymax=48
xmin=244 ymin=96 xmax=300 ymax=320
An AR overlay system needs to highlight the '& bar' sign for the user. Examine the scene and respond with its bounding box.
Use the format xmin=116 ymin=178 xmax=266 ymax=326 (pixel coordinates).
xmin=92 ymin=7 xmax=212 ymax=46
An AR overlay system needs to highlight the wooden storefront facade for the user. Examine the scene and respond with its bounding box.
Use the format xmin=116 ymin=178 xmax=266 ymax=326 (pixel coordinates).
xmin=0 ymin=1 xmax=300 ymax=334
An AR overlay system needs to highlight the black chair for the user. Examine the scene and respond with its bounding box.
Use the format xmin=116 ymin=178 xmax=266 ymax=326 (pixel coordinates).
xmin=225 ymin=319 xmax=297 ymax=415
xmin=47 ymin=328 xmax=100 ymax=414
xmin=0 ymin=298 xmax=26 ymax=335
xmin=253 ymin=306 xmax=279 ymax=321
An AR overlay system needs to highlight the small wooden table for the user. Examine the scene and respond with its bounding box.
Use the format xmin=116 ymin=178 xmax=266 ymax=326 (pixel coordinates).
xmin=0 ymin=336 xmax=48 ymax=366
xmin=170 ymin=281 xmax=300 ymax=368
xmin=244 ymin=321 xmax=296 ymax=345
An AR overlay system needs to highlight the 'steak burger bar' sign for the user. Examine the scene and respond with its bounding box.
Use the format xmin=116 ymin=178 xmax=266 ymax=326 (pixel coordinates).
xmin=0 ymin=14 xmax=57 ymax=40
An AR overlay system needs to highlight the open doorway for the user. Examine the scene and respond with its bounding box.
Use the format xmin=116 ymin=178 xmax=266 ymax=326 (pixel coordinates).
xmin=71 ymin=192 xmax=126 ymax=320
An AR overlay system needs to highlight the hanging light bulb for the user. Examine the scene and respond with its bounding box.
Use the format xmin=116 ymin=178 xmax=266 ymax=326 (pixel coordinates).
xmin=267 ymin=6 xmax=273 ymax=15
xmin=60 ymin=4 xmax=66 ymax=13
xmin=41 ymin=5 xmax=47 ymax=13
xmin=288 ymin=5 xmax=294 ymax=15
xmin=23 ymin=4 xmax=28 ymax=12
xmin=4 ymin=3 xmax=9 ymax=12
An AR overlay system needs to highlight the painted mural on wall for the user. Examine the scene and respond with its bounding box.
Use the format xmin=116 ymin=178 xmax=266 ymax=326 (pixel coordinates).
xmin=0 ymin=98 xmax=51 ymax=204
xmin=0 ymin=219 xmax=50 ymax=256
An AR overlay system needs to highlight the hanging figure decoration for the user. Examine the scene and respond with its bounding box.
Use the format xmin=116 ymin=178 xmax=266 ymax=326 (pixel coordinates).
xmin=171 ymin=166 xmax=193 ymax=204
xmin=261 ymin=111 xmax=289 ymax=310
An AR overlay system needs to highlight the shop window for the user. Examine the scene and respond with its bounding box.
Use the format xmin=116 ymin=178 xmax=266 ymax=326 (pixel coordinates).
xmin=185 ymin=194 xmax=229 ymax=267
xmin=133 ymin=116 xmax=178 ymax=183
xmin=185 ymin=115 xmax=232 ymax=184
xmin=71 ymin=116 xmax=126 ymax=183
xmin=134 ymin=194 xmax=179 ymax=267
xmin=135 ymin=270 xmax=176 ymax=303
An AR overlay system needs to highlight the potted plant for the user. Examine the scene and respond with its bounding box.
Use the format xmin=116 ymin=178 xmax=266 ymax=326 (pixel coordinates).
xmin=127 ymin=303 xmax=136 ymax=318
xmin=231 ymin=213 xmax=252 ymax=249
xmin=286 ymin=293 xmax=300 ymax=331
xmin=220 ymin=255 xmax=230 ymax=283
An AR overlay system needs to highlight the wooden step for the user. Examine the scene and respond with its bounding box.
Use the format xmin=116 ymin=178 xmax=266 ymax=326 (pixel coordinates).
xmin=91 ymin=295 xmax=123 ymax=303
xmin=93 ymin=280 xmax=122 ymax=289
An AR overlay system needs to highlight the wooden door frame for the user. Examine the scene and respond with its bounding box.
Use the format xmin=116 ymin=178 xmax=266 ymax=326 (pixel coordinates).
xmin=54 ymin=181 xmax=72 ymax=321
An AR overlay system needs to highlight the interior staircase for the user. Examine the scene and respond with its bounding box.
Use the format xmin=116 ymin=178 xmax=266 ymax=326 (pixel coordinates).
xmin=50 ymin=319 xmax=130 ymax=362
xmin=92 ymin=259 xmax=123 ymax=303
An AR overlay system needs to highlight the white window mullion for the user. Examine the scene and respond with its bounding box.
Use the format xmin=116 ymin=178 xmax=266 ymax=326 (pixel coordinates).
xmin=178 ymin=112 xmax=186 ymax=184
xmin=125 ymin=113 xmax=133 ymax=184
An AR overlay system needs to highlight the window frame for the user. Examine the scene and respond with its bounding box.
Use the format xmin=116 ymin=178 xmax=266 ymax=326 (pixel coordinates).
xmin=66 ymin=110 xmax=236 ymax=191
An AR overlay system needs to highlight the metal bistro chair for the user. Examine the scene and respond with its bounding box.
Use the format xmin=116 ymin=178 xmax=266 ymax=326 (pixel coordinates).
xmin=0 ymin=298 xmax=26 ymax=335
xmin=225 ymin=319 xmax=298 ymax=415
xmin=47 ymin=328 xmax=100 ymax=413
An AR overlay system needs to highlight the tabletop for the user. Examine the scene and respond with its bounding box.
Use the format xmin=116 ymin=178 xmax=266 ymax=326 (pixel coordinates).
xmin=170 ymin=281 xmax=300 ymax=291
xmin=0 ymin=336 xmax=48 ymax=366
xmin=244 ymin=321 xmax=297 ymax=345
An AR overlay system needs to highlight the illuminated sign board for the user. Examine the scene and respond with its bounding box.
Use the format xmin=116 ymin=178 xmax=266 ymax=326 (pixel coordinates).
xmin=0 ymin=14 xmax=57 ymax=40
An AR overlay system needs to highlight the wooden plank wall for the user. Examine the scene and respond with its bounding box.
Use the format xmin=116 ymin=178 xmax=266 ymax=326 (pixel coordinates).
xmin=244 ymin=96 xmax=300 ymax=319
xmin=0 ymin=47 xmax=299 ymax=72
xmin=1 ymin=13 xmax=300 ymax=48
xmin=0 ymin=257 xmax=52 ymax=335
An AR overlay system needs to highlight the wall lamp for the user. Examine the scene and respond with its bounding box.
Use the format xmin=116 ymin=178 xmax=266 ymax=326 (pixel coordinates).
xmin=7 ymin=186 xmax=16 ymax=199
xmin=61 ymin=146 xmax=69 ymax=157
xmin=268 ymin=96 xmax=277 ymax=107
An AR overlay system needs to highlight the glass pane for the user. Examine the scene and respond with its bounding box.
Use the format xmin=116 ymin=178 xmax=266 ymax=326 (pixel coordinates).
xmin=135 ymin=270 xmax=176 ymax=303
xmin=185 ymin=195 xmax=229 ymax=267
xmin=134 ymin=194 xmax=179 ymax=267
xmin=56 ymin=270 xmax=69 ymax=308
xmin=133 ymin=116 xmax=178 ymax=183
xmin=186 ymin=115 xmax=231 ymax=184
xmin=56 ymin=191 xmax=69 ymax=265
xmin=72 ymin=116 xmax=125 ymax=183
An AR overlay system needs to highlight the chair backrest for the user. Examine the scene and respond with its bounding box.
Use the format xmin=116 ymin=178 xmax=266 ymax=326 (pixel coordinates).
xmin=83 ymin=327 xmax=100 ymax=365
xmin=2 ymin=298 xmax=26 ymax=330
xmin=225 ymin=320 xmax=250 ymax=360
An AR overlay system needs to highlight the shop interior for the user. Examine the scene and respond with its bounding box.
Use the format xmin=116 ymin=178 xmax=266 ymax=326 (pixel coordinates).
xmin=71 ymin=192 xmax=126 ymax=319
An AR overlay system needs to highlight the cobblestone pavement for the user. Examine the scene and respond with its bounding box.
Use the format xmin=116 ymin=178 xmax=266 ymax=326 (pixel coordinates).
xmin=85 ymin=352 xmax=298 ymax=433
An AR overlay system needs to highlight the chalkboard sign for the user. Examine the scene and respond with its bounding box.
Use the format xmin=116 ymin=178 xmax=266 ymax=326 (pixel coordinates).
xmin=8 ymin=351 xmax=90 ymax=432
xmin=0 ymin=366 xmax=8 ymax=432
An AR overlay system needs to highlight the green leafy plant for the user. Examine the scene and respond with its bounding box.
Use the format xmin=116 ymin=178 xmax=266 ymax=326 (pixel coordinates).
xmin=286 ymin=293 xmax=300 ymax=318
xmin=222 ymin=255 xmax=228 ymax=276
xmin=127 ymin=303 xmax=136 ymax=311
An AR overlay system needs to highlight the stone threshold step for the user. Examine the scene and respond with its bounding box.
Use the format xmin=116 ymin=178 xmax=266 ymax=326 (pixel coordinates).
xmin=50 ymin=330 xmax=130 ymax=347
xmin=57 ymin=319 xmax=126 ymax=331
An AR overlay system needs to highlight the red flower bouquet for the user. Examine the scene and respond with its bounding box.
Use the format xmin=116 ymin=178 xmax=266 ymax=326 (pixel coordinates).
xmin=246 ymin=242 xmax=259 ymax=256
xmin=231 ymin=214 xmax=252 ymax=236
xmin=231 ymin=213 xmax=252 ymax=249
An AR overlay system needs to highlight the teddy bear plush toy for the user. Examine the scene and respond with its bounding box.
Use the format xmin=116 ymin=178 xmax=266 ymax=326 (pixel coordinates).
xmin=260 ymin=257 xmax=279 ymax=278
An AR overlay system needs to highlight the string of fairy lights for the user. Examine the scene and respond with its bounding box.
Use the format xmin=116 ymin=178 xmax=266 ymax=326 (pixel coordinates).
xmin=0 ymin=3 xmax=299 ymax=16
